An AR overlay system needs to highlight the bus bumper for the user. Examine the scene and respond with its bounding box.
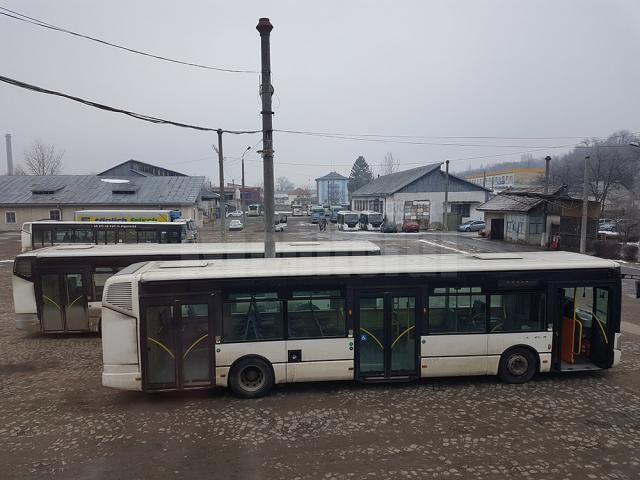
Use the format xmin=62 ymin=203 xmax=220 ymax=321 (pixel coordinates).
xmin=15 ymin=313 xmax=39 ymax=333
xmin=102 ymin=364 xmax=142 ymax=391
xmin=613 ymin=349 xmax=622 ymax=367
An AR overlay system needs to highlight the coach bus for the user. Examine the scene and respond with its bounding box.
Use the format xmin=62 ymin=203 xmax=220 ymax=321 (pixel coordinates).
xmin=310 ymin=206 xmax=325 ymax=224
xmin=21 ymin=220 xmax=198 ymax=252
xmin=12 ymin=241 xmax=380 ymax=333
xmin=100 ymin=251 xmax=621 ymax=398
xmin=359 ymin=211 xmax=384 ymax=231
xmin=247 ymin=204 xmax=261 ymax=217
xmin=337 ymin=211 xmax=360 ymax=231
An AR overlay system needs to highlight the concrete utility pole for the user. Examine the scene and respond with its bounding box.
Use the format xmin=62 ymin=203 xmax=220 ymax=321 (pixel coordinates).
xmin=257 ymin=17 xmax=275 ymax=258
xmin=579 ymin=155 xmax=590 ymax=254
xmin=443 ymin=160 xmax=450 ymax=230
xmin=541 ymin=155 xmax=551 ymax=247
xmin=216 ymin=129 xmax=226 ymax=240
xmin=5 ymin=134 xmax=13 ymax=175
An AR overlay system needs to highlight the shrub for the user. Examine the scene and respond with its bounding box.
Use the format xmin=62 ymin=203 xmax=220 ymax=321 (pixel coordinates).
xmin=592 ymin=240 xmax=620 ymax=259
xmin=622 ymin=244 xmax=639 ymax=262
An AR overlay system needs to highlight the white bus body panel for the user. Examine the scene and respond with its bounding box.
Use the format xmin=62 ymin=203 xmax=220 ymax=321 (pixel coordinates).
xmin=285 ymin=338 xmax=353 ymax=383
xmin=421 ymin=335 xmax=488 ymax=376
xmin=487 ymin=331 xmax=552 ymax=374
xmin=12 ymin=275 xmax=38 ymax=331
xmin=215 ymin=341 xmax=287 ymax=385
xmin=101 ymin=307 xmax=141 ymax=391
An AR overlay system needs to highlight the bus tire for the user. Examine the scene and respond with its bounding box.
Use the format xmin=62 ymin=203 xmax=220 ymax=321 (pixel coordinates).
xmin=498 ymin=347 xmax=537 ymax=384
xmin=229 ymin=357 xmax=274 ymax=398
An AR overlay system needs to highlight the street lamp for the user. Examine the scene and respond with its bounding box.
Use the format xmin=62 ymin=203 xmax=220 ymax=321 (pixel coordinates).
xmin=241 ymin=146 xmax=251 ymax=223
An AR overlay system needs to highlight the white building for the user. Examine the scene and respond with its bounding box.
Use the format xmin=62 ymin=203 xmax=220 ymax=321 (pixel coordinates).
xmin=351 ymin=163 xmax=489 ymax=229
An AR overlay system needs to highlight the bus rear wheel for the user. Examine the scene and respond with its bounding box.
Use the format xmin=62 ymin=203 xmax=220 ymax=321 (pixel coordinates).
xmin=229 ymin=357 xmax=274 ymax=398
xmin=498 ymin=348 xmax=536 ymax=384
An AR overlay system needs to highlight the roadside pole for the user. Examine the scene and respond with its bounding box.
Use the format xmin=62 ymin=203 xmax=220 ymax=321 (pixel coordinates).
xmin=241 ymin=146 xmax=250 ymax=225
xmin=216 ymin=129 xmax=226 ymax=241
xmin=257 ymin=18 xmax=276 ymax=258
xmin=541 ymin=155 xmax=551 ymax=247
xmin=443 ymin=160 xmax=450 ymax=230
xmin=579 ymin=155 xmax=590 ymax=254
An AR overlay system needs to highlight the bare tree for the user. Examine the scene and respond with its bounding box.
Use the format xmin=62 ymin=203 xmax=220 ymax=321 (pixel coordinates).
xmin=380 ymin=152 xmax=400 ymax=176
xmin=21 ymin=140 xmax=64 ymax=175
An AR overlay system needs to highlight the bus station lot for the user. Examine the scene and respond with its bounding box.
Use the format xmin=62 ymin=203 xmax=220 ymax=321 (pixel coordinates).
xmin=2 ymin=219 xmax=640 ymax=479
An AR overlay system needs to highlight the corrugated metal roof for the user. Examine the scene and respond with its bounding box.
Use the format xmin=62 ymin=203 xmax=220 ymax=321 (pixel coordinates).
xmin=315 ymin=171 xmax=348 ymax=181
xmin=0 ymin=175 xmax=206 ymax=206
xmin=351 ymin=163 xmax=442 ymax=196
xmin=477 ymin=185 xmax=567 ymax=213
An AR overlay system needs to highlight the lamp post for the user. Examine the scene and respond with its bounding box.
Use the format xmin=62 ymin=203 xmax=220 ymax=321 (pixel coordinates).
xmin=241 ymin=145 xmax=251 ymax=224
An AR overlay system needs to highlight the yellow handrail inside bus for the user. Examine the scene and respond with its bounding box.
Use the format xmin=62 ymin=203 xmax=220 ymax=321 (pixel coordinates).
xmin=360 ymin=327 xmax=384 ymax=350
xmin=147 ymin=337 xmax=175 ymax=359
xmin=391 ymin=325 xmax=415 ymax=348
xmin=43 ymin=295 xmax=61 ymax=311
xmin=573 ymin=319 xmax=583 ymax=355
xmin=592 ymin=313 xmax=609 ymax=345
xmin=183 ymin=334 xmax=208 ymax=359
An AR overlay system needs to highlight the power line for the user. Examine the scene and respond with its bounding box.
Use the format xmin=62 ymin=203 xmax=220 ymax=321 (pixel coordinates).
xmin=0 ymin=74 xmax=260 ymax=134
xmin=0 ymin=6 xmax=259 ymax=74
xmin=274 ymin=129 xmax=576 ymax=149
xmin=274 ymin=128 xmax=596 ymax=141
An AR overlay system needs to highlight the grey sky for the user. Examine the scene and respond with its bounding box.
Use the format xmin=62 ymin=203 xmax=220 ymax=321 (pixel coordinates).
xmin=1 ymin=0 xmax=639 ymax=187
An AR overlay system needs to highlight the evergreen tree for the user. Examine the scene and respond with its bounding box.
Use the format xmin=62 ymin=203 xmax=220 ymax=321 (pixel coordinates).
xmin=348 ymin=156 xmax=374 ymax=194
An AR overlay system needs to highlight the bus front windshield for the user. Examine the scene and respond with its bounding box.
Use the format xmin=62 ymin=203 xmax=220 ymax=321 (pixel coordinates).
xmin=368 ymin=214 xmax=383 ymax=223
xmin=344 ymin=214 xmax=359 ymax=223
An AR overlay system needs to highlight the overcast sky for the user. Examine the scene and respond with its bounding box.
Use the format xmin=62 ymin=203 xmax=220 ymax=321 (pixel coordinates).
xmin=1 ymin=0 xmax=639 ymax=186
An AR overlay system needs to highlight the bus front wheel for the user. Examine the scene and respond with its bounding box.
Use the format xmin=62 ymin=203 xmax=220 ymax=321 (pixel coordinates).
xmin=229 ymin=357 xmax=274 ymax=398
xmin=498 ymin=348 xmax=536 ymax=384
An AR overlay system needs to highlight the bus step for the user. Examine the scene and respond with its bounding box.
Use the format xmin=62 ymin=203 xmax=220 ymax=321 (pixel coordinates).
xmin=361 ymin=375 xmax=413 ymax=383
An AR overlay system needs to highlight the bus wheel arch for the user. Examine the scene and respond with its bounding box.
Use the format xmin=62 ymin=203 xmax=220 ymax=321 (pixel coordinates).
xmin=228 ymin=355 xmax=275 ymax=398
xmin=498 ymin=345 xmax=539 ymax=384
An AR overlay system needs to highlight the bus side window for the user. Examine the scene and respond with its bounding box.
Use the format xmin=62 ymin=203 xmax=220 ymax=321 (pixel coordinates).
xmin=428 ymin=287 xmax=485 ymax=334
xmin=222 ymin=293 xmax=283 ymax=342
xmin=489 ymin=293 xmax=545 ymax=333
xmin=55 ymin=229 xmax=73 ymax=243
xmin=92 ymin=267 xmax=115 ymax=301
xmin=33 ymin=228 xmax=44 ymax=247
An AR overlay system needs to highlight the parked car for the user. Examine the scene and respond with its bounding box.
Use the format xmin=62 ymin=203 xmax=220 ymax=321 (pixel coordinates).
xmin=401 ymin=219 xmax=420 ymax=233
xmin=226 ymin=210 xmax=243 ymax=218
xmin=228 ymin=219 xmax=244 ymax=231
xmin=381 ymin=222 xmax=398 ymax=233
xmin=457 ymin=220 xmax=485 ymax=232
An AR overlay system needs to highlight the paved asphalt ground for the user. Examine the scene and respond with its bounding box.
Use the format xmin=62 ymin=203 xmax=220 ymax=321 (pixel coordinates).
xmin=1 ymin=216 xmax=640 ymax=479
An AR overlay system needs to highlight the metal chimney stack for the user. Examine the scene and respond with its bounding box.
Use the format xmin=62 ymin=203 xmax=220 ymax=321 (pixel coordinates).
xmin=5 ymin=134 xmax=13 ymax=175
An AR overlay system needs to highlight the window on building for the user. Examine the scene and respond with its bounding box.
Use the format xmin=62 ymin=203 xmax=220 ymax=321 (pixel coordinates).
xmin=5 ymin=211 xmax=16 ymax=224
xmin=428 ymin=287 xmax=486 ymax=334
xmin=529 ymin=217 xmax=544 ymax=234
xmin=288 ymin=290 xmax=345 ymax=338
xmin=451 ymin=203 xmax=471 ymax=217
xmin=223 ymin=292 xmax=283 ymax=342
xmin=49 ymin=209 xmax=61 ymax=221
xmin=489 ymin=293 xmax=545 ymax=332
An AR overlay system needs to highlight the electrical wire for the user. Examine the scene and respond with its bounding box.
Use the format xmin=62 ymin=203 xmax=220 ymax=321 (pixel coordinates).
xmin=0 ymin=6 xmax=259 ymax=74
xmin=0 ymin=74 xmax=260 ymax=134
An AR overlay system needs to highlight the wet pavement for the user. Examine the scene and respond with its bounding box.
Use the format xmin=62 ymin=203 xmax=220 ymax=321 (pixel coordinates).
xmin=1 ymin=218 xmax=640 ymax=479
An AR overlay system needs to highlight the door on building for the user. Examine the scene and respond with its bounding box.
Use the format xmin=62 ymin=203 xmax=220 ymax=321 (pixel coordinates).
xmin=355 ymin=290 xmax=420 ymax=380
xmin=490 ymin=218 xmax=505 ymax=240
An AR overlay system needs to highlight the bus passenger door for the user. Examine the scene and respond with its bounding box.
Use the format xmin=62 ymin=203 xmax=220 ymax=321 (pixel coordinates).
xmin=355 ymin=290 xmax=420 ymax=380
xmin=38 ymin=269 xmax=90 ymax=332
xmin=142 ymin=296 xmax=214 ymax=390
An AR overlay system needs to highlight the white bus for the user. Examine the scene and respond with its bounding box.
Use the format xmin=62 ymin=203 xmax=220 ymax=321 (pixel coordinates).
xmin=12 ymin=241 xmax=380 ymax=333
xmin=100 ymin=251 xmax=621 ymax=397
xmin=21 ymin=220 xmax=198 ymax=252
xmin=247 ymin=204 xmax=262 ymax=217
xmin=337 ymin=211 xmax=360 ymax=231
xmin=359 ymin=211 xmax=384 ymax=231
